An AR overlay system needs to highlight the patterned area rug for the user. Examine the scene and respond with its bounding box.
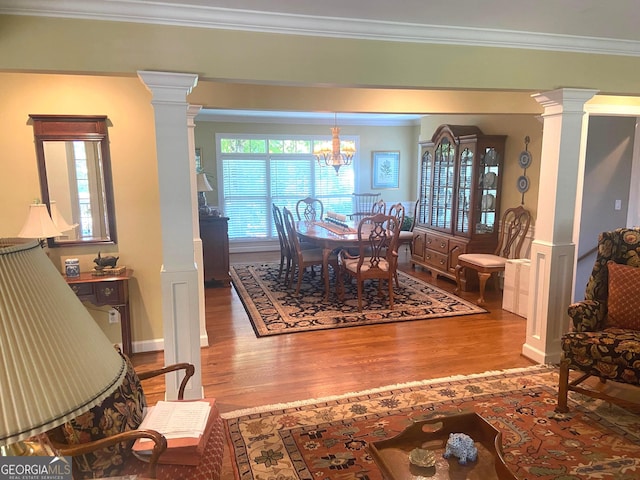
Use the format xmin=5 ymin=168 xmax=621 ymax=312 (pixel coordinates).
xmin=230 ymin=263 xmax=486 ymax=337
xmin=223 ymin=365 xmax=640 ymax=480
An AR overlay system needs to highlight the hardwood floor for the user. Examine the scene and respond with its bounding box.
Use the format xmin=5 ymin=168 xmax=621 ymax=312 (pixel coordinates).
xmin=131 ymin=251 xmax=535 ymax=478
xmin=132 ymin=251 xmax=535 ymax=413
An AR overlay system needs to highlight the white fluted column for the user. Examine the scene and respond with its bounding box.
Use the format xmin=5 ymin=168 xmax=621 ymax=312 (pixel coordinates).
xmin=522 ymin=88 xmax=598 ymax=364
xmin=187 ymin=104 xmax=209 ymax=348
xmin=138 ymin=71 xmax=203 ymax=400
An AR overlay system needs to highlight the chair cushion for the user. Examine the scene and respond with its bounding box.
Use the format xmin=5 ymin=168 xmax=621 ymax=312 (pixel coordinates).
xmin=398 ymin=231 xmax=413 ymax=241
xmin=458 ymin=253 xmax=507 ymax=268
xmin=560 ymin=328 xmax=640 ymax=386
xmin=344 ymin=257 xmax=390 ymax=272
xmin=606 ymin=261 xmax=640 ymax=329
xmin=61 ymin=351 xmax=146 ymax=479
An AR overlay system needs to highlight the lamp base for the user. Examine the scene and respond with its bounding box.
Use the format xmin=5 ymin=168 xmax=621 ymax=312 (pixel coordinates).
xmin=1 ymin=438 xmax=55 ymax=456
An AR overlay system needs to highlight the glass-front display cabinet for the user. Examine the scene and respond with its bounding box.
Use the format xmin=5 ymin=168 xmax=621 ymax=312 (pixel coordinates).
xmin=412 ymin=124 xmax=506 ymax=290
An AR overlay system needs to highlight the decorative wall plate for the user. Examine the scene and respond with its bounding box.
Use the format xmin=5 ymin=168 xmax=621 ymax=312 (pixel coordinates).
xmin=517 ymin=175 xmax=530 ymax=193
xmin=519 ymin=150 xmax=532 ymax=169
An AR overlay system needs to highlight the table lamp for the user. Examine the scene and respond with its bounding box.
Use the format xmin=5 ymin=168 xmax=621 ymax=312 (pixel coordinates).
xmin=196 ymin=172 xmax=213 ymax=215
xmin=0 ymin=238 xmax=127 ymax=455
xmin=17 ymin=203 xmax=62 ymax=240
xmin=49 ymin=201 xmax=79 ymax=234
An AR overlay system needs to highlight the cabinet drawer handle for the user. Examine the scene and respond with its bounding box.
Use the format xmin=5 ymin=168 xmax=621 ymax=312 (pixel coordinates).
xmin=103 ymin=287 xmax=114 ymax=297
xmin=426 ymin=238 xmax=432 ymax=244
xmin=440 ymin=242 xmax=446 ymax=248
xmin=425 ymin=254 xmax=431 ymax=260
xmin=71 ymin=285 xmax=79 ymax=294
xmin=440 ymin=259 xmax=446 ymax=265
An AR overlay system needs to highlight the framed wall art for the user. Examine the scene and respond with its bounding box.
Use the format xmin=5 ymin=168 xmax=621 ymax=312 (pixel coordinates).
xmin=372 ymin=151 xmax=400 ymax=189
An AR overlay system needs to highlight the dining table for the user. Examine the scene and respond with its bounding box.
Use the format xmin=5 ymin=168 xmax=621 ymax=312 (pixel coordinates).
xmin=295 ymin=219 xmax=362 ymax=301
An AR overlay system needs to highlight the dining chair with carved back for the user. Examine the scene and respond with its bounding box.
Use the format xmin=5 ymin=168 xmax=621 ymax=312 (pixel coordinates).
xmin=296 ymin=196 xmax=324 ymax=221
xmin=337 ymin=213 xmax=401 ymax=312
xmin=371 ymin=198 xmax=387 ymax=215
xmin=404 ymin=199 xmax=420 ymax=255
xmin=388 ymin=202 xmax=407 ymax=287
xmin=272 ymin=203 xmax=292 ymax=283
xmin=453 ymin=205 xmax=532 ymax=305
xmin=283 ymin=206 xmax=338 ymax=295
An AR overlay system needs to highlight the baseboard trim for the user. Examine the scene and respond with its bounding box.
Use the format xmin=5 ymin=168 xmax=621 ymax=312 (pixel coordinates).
xmin=132 ymin=334 xmax=209 ymax=354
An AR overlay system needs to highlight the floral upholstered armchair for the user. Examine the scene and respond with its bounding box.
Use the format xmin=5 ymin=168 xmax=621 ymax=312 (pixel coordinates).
xmin=557 ymin=228 xmax=640 ymax=412
xmin=48 ymin=348 xmax=225 ymax=479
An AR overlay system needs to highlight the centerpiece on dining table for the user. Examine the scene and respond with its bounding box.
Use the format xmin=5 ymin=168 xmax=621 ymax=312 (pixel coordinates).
xmin=324 ymin=211 xmax=351 ymax=230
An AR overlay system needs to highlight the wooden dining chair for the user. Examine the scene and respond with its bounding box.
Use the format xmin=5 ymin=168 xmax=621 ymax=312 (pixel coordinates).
xmin=283 ymin=207 xmax=337 ymax=295
xmin=350 ymin=192 xmax=381 ymax=221
xmin=388 ymin=202 xmax=407 ymax=287
xmin=371 ymin=198 xmax=387 ymax=215
xmin=272 ymin=204 xmax=292 ymax=282
xmin=296 ymin=196 xmax=324 ymax=221
xmin=337 ymin=213 xmax=401 ymax=312
xmin=454 ymin=205 xmax=532 ymax=305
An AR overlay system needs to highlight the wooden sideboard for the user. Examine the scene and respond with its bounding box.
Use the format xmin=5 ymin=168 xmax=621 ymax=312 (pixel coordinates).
xmin=200 ymin=216 xmax=231 ymax=285
xmin=65 ymin=269 xmax=133 ymax=356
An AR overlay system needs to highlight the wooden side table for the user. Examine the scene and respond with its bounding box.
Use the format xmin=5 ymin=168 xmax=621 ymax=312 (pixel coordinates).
xmin=65 ymin=269 xmax=133 ymax=356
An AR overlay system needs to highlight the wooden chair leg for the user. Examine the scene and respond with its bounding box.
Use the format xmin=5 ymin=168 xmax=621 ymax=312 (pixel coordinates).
xmin=285 ymin=257 xmax=291 ymax=284
xmin=388 ymin=278 xmax=394 ymax=310
xmin=477 ymin=272 xmax=491 ymax=305
xmin=357 ymin=279 xmax=363 ymax=312
xmin=288 ymin=262 xmax=296 ymax=289
xmin=295 ymin=266 xmax=304 ymax=295
xmin=556 ymin=357 xmax=570 ymax=413
xmin=278 ymin=255 xmax=285 ymax=279
xmin=454 ymin=264 xmax=463 ymax=294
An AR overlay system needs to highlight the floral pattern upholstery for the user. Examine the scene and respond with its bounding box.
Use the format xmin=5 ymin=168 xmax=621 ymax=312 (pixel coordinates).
xmin=60 ymin=348 xmax=146 ymax=479
xmin=562 ymin=228 xmax=640 ymax=387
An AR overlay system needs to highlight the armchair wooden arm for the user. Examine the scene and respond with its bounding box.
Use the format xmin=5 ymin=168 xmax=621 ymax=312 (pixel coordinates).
xmin=137 ymin=362 xmax=195 ymax=400
xmin=52 ymin=429 xmax=167 ymax=479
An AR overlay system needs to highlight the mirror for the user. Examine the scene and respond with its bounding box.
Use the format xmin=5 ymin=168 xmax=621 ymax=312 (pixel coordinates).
xmin=30 ymin=115 xmax=117 ymax=247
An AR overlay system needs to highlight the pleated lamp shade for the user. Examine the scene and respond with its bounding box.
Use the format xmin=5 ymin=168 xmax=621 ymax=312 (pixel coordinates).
xmin=0 ymin=239 xmax=127 ymax=448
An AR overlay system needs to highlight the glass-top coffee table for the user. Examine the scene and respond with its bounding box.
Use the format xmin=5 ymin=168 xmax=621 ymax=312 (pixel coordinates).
xmin=368 ymin=411 xmax=517 ymax=479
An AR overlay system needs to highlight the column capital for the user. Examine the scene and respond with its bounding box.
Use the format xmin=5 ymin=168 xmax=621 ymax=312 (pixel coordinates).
xmin=137 ymin=71 xmax=198 ymax=104
xmin=187 ymin=104 xmax=203 ymax=126
xmin=532 ymin=88 xmax=599 ymax=115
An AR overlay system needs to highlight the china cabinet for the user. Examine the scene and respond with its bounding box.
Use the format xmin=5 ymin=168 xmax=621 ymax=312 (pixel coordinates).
xmin=411 ymin=125 xmax=506 ymax=290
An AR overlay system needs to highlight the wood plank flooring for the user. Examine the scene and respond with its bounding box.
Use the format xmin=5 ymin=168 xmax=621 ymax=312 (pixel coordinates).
xmin=131 ymin=251 xmax=534 ymax=479
xmin=132 ymin=251 xmax=535 ymax=413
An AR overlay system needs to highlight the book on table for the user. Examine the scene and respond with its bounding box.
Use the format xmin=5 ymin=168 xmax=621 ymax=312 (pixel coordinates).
xmin=132 ymin=398 xmax=216 ymax=466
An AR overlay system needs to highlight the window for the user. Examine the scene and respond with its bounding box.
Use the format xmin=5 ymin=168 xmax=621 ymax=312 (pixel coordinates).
xmin=217 ymin=134 xmax=357 ymax=240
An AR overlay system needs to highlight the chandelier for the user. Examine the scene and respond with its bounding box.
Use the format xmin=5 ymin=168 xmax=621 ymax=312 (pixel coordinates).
xmin=313 ymin=113 xmax=356 ymax=173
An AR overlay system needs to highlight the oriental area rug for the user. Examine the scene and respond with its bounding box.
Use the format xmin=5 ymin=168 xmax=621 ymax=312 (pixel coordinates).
xmin=230 ymin=263 xmax=486 ymax=337
xmin=222 ymin=365 xmax=640 ymax=480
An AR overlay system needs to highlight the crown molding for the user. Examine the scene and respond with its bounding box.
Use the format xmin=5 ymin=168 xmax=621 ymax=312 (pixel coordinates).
xmin=2 ymin=0 xmax=640 ymax=57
